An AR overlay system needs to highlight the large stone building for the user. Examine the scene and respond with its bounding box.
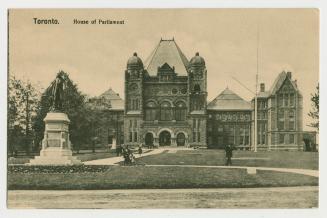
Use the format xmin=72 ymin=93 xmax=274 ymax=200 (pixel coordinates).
xmin=124 ymin=39 xmax=207 ymax=147
xmin=250 ymin=71 xmax=303 ymax=150
xmin=206 ymin=71 xmax=303 ymax=150
xmin=207 ymin=88 xmax=252 ymax=149
xmin=98 ymin=38 xmax=305 ymax=150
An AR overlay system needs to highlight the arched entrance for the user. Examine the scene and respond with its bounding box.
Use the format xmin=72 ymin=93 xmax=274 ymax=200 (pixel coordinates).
xmin=159 ymin=131 xmax=171 ymax=146
xmin=145 ymin=132 xmax=154 ymax=147
xmin=176 ymin=133 xmax=186 ymax=146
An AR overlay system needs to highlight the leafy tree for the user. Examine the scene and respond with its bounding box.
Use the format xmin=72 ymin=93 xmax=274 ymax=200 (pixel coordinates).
xmin=33 ymin=71 xmax=88 ymax=152
xmin=8 ymin=75 xmax=40 ymax=155
xmin=84 ymin=96 xmax=112 ymax=152
xmin=308 ymin=83 xmax=319 ymax=131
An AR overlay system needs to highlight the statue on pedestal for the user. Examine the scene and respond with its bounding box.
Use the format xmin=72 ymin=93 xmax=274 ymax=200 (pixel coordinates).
xmin=29 ymin=70 xmax=82 ymax=165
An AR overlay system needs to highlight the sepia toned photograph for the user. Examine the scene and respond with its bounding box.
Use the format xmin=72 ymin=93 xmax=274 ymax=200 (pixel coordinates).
xmin=7 ymin=8 xmax=319 ymax=209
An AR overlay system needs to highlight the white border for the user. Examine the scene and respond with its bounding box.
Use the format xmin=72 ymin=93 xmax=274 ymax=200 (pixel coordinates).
xmin=1 ymin=1 xmax=326 ymax=218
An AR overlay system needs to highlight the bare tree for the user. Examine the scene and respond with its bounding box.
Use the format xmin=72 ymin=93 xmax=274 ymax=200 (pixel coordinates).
xmin=308 ymin=83 xmax=319 ymax=131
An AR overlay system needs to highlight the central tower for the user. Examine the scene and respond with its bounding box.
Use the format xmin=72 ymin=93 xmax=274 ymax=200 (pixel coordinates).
xmin=124 ymin=38 xmax=207 ymax=147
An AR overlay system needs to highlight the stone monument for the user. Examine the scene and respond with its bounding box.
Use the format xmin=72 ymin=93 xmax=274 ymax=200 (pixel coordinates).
xmin=29 ymin=71 xmax=82 ymax=165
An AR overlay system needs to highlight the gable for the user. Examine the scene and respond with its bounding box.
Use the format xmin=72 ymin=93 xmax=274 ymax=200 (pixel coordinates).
xmin=144 ymin=39 xmax=189 ymax=76
xmin=270 ymin=71 xmax=298 ymax=95
xmin=277 ymin=78 xmax=296 ymax=94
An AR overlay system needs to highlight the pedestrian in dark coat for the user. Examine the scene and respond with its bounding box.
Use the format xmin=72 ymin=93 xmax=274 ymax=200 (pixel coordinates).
xmin=138 ymin=145 xmax=143 ymax=156
xmin=122 ymin=147 xmax=131 ymax=165
xmin=225 ymin=144 xmax=233 ymax=166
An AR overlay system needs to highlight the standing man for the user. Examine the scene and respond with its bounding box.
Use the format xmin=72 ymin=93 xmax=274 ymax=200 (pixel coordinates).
xmin=138 ymin=144 xmax=143 ymax=157
xmin=225 ymin=144 xmax=233 ymax=166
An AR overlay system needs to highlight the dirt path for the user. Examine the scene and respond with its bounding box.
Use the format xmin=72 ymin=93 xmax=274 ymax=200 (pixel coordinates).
xmin=84 ymin=149 xmax=165 ymax=165
xmin=8 ymin=186 xmax=318 ymax=209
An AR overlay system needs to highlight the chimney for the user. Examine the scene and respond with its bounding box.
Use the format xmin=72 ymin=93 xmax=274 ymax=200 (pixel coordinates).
xmin=260 ymin=83 xmax=265 ymax=92
xmin=287 ymin=71 xmax=292 ymax=79
xmin=294 ymin=80 xmax=297 ymax=87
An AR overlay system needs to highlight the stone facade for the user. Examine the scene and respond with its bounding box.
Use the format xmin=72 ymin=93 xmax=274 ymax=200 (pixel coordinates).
xmin=207 ymin=71 xmax=303 ymax=150
xmin=124 ymin=39 xmax=207 ymax=147
xmin=207 ymin=88 xmax=252 ymax=149
xmin=106 ymin=39 xmax=304 ymax=150
xmin=252 ymin=71 xmax=303 ymax=150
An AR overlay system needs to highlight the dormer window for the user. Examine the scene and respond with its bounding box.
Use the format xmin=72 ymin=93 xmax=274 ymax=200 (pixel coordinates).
xmin=158 ymin=63 xmax=176 ymax=82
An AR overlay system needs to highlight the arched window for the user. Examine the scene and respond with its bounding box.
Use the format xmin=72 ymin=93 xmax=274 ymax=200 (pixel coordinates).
xmin=160 ymin=101 xmax=172 ymax=121
xmin=145 ymin=101 xmax=157 ymax=121
xmin=175 ymin=101 xmax=187 ymax=121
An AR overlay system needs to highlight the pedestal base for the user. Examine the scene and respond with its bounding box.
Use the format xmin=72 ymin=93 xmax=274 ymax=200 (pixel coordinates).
xmin=28 ymin=147 xmax=82 ymax=165
xmin=28 ymin=112 xmax=83 ymax=165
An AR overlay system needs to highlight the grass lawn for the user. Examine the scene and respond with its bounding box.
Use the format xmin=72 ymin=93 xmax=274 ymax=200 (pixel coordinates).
xmin=74 ymin=151 xmax=117 ymax=162
xmin=8 ymin=165 xmax=318 ymax=190
xmin=138 ymin=150 xmax=319 ymax=170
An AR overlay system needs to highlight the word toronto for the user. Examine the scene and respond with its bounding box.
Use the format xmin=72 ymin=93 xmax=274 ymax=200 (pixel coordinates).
xmin=33 ymin=18 xmax=60 ymax=24
xmin=73 ymin=19 xmax=125 ymax=25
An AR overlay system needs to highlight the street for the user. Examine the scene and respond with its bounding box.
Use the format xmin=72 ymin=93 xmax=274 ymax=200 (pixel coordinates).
xmin=8 ymin=186 xmax=318 ymax=209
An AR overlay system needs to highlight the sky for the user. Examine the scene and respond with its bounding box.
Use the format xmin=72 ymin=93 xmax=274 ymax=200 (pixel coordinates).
xmin=9 ymin=9 xmax=319 ymax=130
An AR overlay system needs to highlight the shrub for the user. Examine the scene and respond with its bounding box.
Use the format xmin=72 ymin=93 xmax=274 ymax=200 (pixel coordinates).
xmin=8 ymin=165 xmax=112 ymax=174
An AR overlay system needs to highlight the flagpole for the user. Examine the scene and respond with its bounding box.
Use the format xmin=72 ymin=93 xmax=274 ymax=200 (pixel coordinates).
xmin=254 ymin=21 xmax=260 ymax=153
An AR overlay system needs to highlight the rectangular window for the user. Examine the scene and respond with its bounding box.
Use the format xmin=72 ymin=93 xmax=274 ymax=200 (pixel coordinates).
xmin=278 ymin=94 xmax=283 ymax=106
xmin=278 ymin=109 xmax=284 ymax=130
xmin=228 ymin=136 xmax=234 ymax=145
xmin=132 ymin=99 xmax=135 ymax=110
xmin=224 ymin=125 xmax=230 ymax=133
xmin=284 ymin=94 xmax=289 ymax=106
xmin=289 ymin=110 xmax=295 ymax=130
xmin=129 ymin=132 xmax=133 ymax=142
xmin=278 ymin=121 xmax=284 ymax=130
xmin=134 ymin=132 xmax=138 ymax=142
xmin=145 ymin=110 xmax=150 ymax=121
xmin=193 ymin=132 xmax=196 ymax=142
xmin=289 ymin=134 xmax=294 ymax=144
xmin=208 ymin=123 xmax=212 ymax=132
xmin=245 ymin=136 xmax=249 ymax=145
xmin=290 ymin=93 xmax=294 ymax=106
xmin=198 ymin=132 xmax=201 ymax=142
xmin=279 ymin=134 xmax=285 ymax=144
xmin=289 ymin=121 xmax=295 ymax=130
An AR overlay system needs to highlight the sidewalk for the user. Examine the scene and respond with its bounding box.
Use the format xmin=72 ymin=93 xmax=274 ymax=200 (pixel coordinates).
xmin=84 ymin=148 xmax=165 ymax=165
xmin=146 ymin=164 xmax=319 ymax=177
